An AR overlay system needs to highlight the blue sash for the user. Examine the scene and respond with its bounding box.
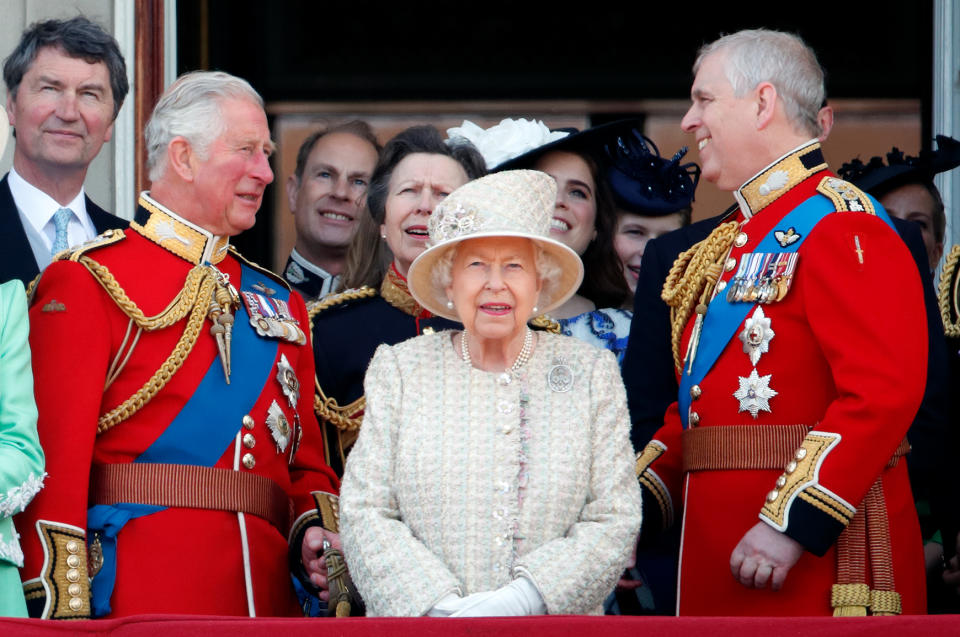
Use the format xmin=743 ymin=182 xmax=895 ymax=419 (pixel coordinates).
xmin=677 ymin=193 xmax=894 ymax=429
xmin=88 ymin=263 xmax=286 ymax=615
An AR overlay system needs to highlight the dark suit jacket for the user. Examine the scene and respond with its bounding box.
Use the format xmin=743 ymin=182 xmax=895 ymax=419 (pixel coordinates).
xmin=621 ymin=203 xmax=953 ymax=549
xmin=0 ymin=173 xmax=129 ymax=286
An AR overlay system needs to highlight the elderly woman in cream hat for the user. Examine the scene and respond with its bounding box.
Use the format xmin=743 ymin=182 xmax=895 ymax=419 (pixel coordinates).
xmin=0 ymin=108 xmax=46 ymax=617
xmin=339 ymin=170 xmax=641 ymax=617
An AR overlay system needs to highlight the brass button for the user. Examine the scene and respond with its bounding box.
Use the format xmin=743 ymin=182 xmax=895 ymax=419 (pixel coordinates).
xmin=767 ymin=489 xmax=779 ymax=502
xmin=735 ymin=232 xmax=748 ymax=247
xmin=68 ymin=583 xmax=81 ymax=597
xmin=689 ymin=412 xmax=700 ymax=426
xmin=795 ymin=448 xmax=807 ymax=460
xmin=243 ymin=433 xmax=256 ymax=449
xmin=65 ymin=540 xmax=79 ymax=554
xmin=68 ymin=598 xmax=83 ymax=611
xmin=65 ymin=568 xmax=81 ymax=583
xmin=690 ymin=384 xmax=702 ymax=400
xmin=776 ymin=475 xmax=787 ymax=488
xmin=725 ymin=257 xmax=737 ymax=271
xmin=242 ymin=415 xmax=255 ymax=430
xmin=66 ymin=554 xmax=80 ymax=568
xmin=785 ymin=460 xmax=798 ymax=474
xmin=242 ymin=453 xmax=256 ymax=469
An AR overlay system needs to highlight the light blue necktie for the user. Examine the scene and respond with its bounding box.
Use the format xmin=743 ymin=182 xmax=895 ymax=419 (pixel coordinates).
xmin=51 ymin=207 xmax=72 ymax=255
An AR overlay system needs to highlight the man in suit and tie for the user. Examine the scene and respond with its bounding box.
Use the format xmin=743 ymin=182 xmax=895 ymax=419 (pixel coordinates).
xmin=2 ymin=15 xmax=129 ymax=285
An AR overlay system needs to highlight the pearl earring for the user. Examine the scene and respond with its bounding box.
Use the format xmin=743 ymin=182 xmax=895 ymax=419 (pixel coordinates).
xmin=446 ymin=300 xmax=454 ymax=310
xmin=532 ymin=306 xmax=539 ymax=314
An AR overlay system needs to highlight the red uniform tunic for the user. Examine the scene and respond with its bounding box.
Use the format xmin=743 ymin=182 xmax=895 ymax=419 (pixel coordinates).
xmin=17 ymin=196 xmax=338 ymax=619
xmin=637 ymin=143 xmax=927 ymax=615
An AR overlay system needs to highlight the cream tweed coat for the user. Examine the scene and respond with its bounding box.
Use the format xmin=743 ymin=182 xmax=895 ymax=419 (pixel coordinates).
xmin=340 ymin=331 xmax=642 ymax=616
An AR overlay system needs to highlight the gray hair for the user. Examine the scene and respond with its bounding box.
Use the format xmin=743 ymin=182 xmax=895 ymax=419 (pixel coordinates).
xmin=430 ymin=242 xmax=562 ymax=312
xmin=695 ymin=29 xmax=825 ymax=138
xmin=3 ymin=15 xmax=129 ymax=119
xmin=145 ymin=71 xmax=264 ymax=182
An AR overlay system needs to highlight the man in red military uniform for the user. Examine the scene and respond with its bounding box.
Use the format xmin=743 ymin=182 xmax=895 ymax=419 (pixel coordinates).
xmin=17 ymin=71 xmax=343 ymax=618
xmin=635 ymin=29 xmax=928 ymax=615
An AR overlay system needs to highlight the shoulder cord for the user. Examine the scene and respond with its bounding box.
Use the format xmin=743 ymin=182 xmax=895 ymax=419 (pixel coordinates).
xmin=938 ymin=244 xmax=960 ymax=338
xmin=661 ymin=221 xmax=740 ymax=372
xmin=77 ymin=256 xmax=220 ymax=433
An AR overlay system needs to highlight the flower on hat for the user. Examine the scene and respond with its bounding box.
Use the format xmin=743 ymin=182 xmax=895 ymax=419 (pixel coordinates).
xmin=430 ymin=203 xmax=481 ymax=244
xmin=446 ymin=118 xmax=569 ymax=170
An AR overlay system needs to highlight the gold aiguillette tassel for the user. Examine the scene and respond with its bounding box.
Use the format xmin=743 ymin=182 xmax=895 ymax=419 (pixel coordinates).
xmin=213 ymin=281 xmax=238 ymax=384
xmin=219 ymin=310 xmax=234 ymax=380
xmin=208 ymin=300 xmax=230 ymax=383
xmin=685 ymin=303 xmax=707 ymax=374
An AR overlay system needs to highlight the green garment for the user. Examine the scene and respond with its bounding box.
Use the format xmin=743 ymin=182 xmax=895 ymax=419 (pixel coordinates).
xmin=0 ymin=279 xmax=44 ymax=617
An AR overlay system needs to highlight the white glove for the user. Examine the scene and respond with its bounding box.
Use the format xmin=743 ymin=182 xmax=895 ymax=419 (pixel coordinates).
xmin=450 ymin=577 xmax=546 ymax=617
xmin=426 ymin=591 xmax=497 ymax=617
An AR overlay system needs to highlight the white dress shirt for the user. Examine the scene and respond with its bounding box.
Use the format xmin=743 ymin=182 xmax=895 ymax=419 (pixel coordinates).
xmin=8 ymin=168 xmax=98 ymax=271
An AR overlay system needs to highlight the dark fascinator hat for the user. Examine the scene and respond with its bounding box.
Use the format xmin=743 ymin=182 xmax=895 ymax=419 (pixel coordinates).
xmin=446 ymin=118 xmax=644 ymax=172
xmin=604 ymin=129 xmax=700 ymax=215
xmin=837 ymin=134 xmax=960 ymax=196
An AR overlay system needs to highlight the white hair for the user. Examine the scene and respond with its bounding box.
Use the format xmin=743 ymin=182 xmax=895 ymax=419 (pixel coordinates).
xmin=431 ymin=241 xmax=562 ymax=312
xmin=145 ymin=71 xmax=265 ymax=181
xmin=695 ymin=29 xmax=825 ymax=138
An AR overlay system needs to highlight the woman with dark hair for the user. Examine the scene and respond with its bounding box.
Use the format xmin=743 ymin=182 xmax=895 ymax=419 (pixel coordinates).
xmin=447 ymin=121 xmax=698 ymax=365
xmin=310 ymin=126 xmax=486 ymax=476
xmin=448 ymin=119 xmax=634 ymax=361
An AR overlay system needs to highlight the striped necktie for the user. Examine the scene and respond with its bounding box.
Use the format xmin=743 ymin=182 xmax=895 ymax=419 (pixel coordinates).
xmin=52 ymin=207 xmax=72 ymax=255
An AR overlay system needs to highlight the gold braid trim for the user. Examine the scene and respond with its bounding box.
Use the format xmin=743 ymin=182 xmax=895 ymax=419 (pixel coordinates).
xmin=307 ymin=286 xmax=377 ymax=320
xmin=74 ymin=257 xmax=219 ymax=433
xmin=938 ymin=244 xmax=960 ymax=338
xmin=661 ymin=221 xmax=740 ymax=371
xmin=96 ymin=276 xmax=215 ymax=433
xmin=80 ymin=257 xmax=210 ymax=330
xmin=314 ymin=376 xmax=365 ymax=432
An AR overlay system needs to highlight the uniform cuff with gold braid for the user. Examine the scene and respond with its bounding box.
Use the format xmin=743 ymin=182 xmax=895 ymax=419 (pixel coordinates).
xmin=26 ymin=521 xmax=91 ymax=619
xmin=759 ymin=432 xmax=854 ymax=556
xmin=635 ymin=441 xmax=673 ymax=545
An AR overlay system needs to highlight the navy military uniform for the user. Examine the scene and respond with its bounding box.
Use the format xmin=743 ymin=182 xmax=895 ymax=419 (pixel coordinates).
xmin=311 ymin=266 xmax=460 ymax=477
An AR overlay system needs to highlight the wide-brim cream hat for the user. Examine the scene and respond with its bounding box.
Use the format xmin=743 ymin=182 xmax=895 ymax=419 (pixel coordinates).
xmin=408 ymin=169 xmax=583 ymax=322
xmin=0 ymin=109 xmax=8 ymax=159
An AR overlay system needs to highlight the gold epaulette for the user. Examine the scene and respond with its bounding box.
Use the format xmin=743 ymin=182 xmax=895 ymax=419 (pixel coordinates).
xmin=26 ymin=229 xmax=128 ymax=300
xmin=62 ymin=228 xmax=127 ymax=262
xmin=529 ymin=314 xmax=561 ymax=334
xmin=939 ymin=245 xmax=960 ymax=337
xmin=816 ymin=176 xmax=877 ymax=215
xmin=228 ymin=246 xmax=292 ymax=292
xmin=314 ymin=377 xmax=365 ymax=432
xmin=307 ymin=286 xmax=377 ymax=321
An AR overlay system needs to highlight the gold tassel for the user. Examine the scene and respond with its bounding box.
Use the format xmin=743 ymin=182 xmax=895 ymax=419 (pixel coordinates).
xmin=831 ymin=583 xmax=870 ymax=616
xmin=870 ymin=589 xmax=902 ymax=616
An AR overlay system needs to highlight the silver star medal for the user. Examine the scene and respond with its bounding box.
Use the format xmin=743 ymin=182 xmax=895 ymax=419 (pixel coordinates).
xmin=276 ymin=353 xmax=300 ymax=407
xmin=733 ymin=369 xmax=778 ymax=418
xmin=548 ymin=357 xmax=574 ymax=393
xmin=739 ymin=307 xmax=774 ymax=366
xmin=266 ymin=400 xmax=291 ymax=453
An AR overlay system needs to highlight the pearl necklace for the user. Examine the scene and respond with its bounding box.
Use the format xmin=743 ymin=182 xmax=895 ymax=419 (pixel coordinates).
xmin=461 ymin=328 xmax=534 ymax=373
